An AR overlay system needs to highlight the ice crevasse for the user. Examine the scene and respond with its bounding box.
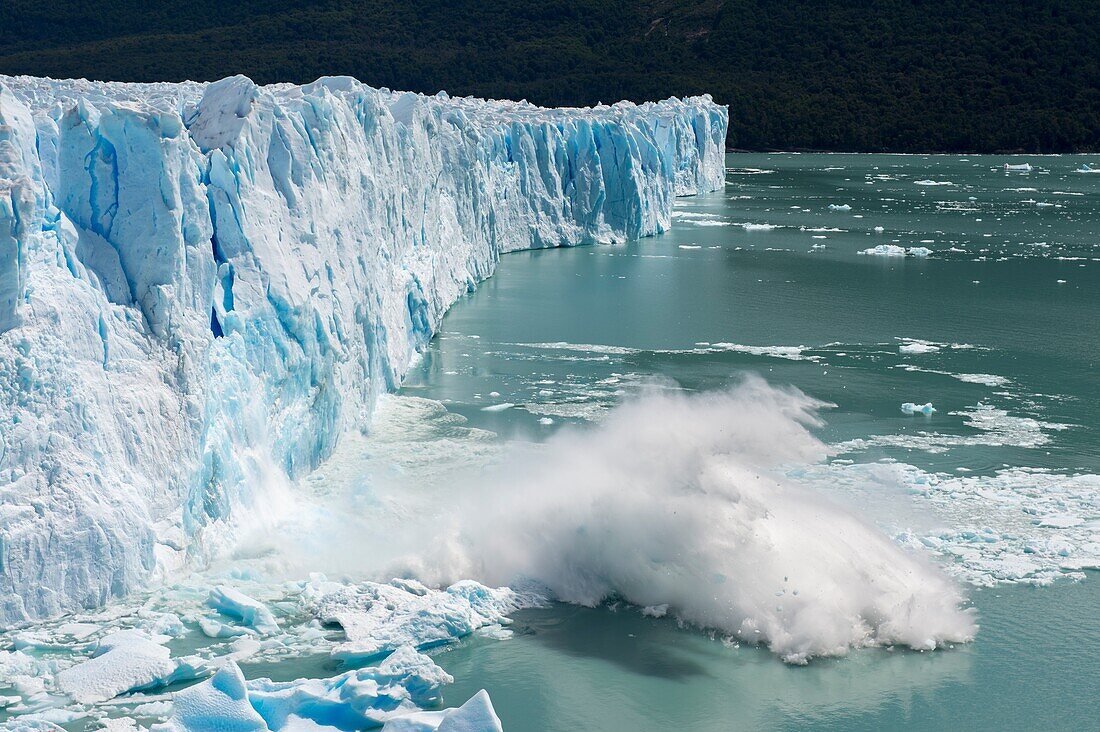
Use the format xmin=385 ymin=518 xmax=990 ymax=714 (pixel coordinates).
xmin=0 ymin=74 xmax=728 ymax=623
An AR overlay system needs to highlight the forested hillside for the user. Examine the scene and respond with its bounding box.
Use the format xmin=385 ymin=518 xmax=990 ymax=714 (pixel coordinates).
xmin=1 ymin=0 xmax=1097 ymax=152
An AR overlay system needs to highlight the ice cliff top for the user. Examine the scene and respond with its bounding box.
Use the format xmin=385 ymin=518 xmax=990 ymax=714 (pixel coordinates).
xmin=4 ymin=73 xmax=720 ymax=140
xmin=0 ymin=73 xmax=727 ymax=624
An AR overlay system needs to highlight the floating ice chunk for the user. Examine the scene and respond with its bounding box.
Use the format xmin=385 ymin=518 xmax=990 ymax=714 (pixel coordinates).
xmin=860 ymin=244 xmax=931 ymax=257
xmin=382 ymin=689 xmax=503 ymax=732
xmin=0 ymin=721 xmax=67 ymax=731
xmin=307 ymin=579 xmax=532 ymax=664
xmin=641 ymin=604 xmax=670 ymax=618
xmin=901 ymin=402 xmax=937 ymax=416
xmin=1037 ymin=514 xmax=1084 ymax=529
xmin=198 ymin=618 xmax=258 ymax=639
xmin=1004 ymin=162 xmax=1033 ymax=172
xmin=56 ymin=631 xmax=208 ymax=704
xmin=55 ymin=623 xmax=99 ymax=641
xmin=914 ymin=180 xmax=953 ymax=186
xmin=207 ymin=587 xmax=280 ymax=635
xmin=1076 ymin=163 xmax=1100 ymax=173
xmin=836 ymin=402 xmax=1068 ymax=454
xmin=479 ymin=403 xmax=515 ymax=413
xmin=952 ymin=373 xmax=1010 ymax=387
xmin=899 ymin=340 xmax=940 ymax=354
xmin=246 ymin=645 xmax=452 ymax=730
xmin=873 ymin=226 xmax=885 ymax=233
xmin=827 ymin=204 xmax=852 ymax=211
xmin=706 ymin=343 xmax=819 ymax=361
xmin=859 ymin=244 xmax=906 ymax=256
xmin=158 ymin=662 xmax=267 ymax=732
xmin=737 ymin=222 xmax=779 ymax=231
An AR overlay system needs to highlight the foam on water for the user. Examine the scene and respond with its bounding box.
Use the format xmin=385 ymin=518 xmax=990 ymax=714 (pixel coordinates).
xmin=796 ymin=462 xmax=1100 ymax=586
xmin=835 ymin=403 xmax=1071 ymax=453
xmin=370 ymin=379 xmax=977 ymax=663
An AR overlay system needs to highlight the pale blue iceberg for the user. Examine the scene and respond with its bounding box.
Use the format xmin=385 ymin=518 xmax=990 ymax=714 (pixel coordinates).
xmin=382 ymin=690 xmax=503 ymax=732
xmin=159 ymin=646 xmax=453 ymax=731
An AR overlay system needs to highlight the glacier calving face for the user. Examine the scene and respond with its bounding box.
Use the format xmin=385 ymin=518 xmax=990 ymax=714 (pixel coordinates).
xmin=0 ymin=74 xmax=727 ymax=624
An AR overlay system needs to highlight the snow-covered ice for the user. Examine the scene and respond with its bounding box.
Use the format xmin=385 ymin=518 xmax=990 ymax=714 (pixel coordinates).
xmin=304 ymin=578 xmax=534 ymax=664
xmin=155 ymin=663 xmax=266 ymax=732
xmin=860 ymin=244 xmax=932 ymax=257
xmin=55 ymin=631 xmax=207 ymax=704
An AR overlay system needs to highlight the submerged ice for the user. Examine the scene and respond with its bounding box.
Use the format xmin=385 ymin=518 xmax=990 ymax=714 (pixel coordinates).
xmin=0 ymin=73 xmax=727 ymax=624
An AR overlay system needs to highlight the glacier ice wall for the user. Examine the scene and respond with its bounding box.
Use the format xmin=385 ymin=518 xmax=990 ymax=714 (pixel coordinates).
xmin=0 ymin=74 xmax=727 ymax=623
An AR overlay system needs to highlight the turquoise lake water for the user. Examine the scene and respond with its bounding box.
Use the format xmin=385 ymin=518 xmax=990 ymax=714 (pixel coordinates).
xmin=9 ymin=153 xmax=1100 ymax=731
xmin=388 ymin=153 xmax=1100 ymax=730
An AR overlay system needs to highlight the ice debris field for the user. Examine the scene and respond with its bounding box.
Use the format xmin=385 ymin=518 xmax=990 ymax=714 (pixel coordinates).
xmin=0 ymin=576 xmax=522 ymax=729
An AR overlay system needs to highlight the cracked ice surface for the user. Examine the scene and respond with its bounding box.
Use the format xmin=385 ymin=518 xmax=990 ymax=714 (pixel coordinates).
xmin=0 ymin=74 xmax=727 ymax=623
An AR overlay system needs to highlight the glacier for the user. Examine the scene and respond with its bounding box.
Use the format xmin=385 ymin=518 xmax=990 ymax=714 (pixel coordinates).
xmin=0 ymin=73 xmax=727 ymax=624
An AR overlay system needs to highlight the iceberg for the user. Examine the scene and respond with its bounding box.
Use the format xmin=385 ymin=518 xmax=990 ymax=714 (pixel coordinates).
xmin=304 ymin=578 xmax=530 ymax=664
xmin=155 ymin=662 xmax=267 ymax=732
xmin=54 ymin=630 xmax=208 ymax=704
xmin=859 ymin=244 xmax=932 ymax=257
xmin=382 ymin=690 xmax=503 ymax=732
xmin=898 ymin=339 xmax=940 ymax=354
xmin=901 ymin=402 xmax=937 ymax=416
xmin=207 ymin=586 xmax=280 ymax=635
xmin=159 ymin=647 xmax=453 ymax=731
xmin=0 ymin=74 xmax=727 ymax=624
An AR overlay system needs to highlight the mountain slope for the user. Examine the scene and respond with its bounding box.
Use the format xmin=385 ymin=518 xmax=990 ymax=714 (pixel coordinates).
xmin=0 ymin=2 xmax=1098 ymax=151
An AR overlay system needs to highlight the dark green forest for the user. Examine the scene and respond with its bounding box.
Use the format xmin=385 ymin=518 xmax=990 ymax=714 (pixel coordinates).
xmin=1 ymin=0 xmax=1097 ymax=152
